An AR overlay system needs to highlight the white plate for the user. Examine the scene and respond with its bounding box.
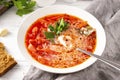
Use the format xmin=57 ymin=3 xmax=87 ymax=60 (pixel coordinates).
xmin=18 ymin=5 xmax=106 ymax=74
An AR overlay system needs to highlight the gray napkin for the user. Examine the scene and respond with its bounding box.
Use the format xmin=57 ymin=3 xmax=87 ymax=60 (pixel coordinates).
xmin=23 ymin=0 xmax=120 ymax=80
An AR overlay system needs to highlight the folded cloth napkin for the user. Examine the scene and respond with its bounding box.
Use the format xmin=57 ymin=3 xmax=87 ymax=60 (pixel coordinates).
xmin=23 ymin=0 xmax=120 ymax=80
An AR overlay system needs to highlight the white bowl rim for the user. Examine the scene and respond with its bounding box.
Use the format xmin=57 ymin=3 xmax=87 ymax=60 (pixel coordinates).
xmin=17 ymin=5 xmax=106 ymax=74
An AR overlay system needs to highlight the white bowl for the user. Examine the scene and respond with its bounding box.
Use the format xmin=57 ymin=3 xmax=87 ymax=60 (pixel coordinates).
xmin=17 ymin=5 xmax=106 ymax=74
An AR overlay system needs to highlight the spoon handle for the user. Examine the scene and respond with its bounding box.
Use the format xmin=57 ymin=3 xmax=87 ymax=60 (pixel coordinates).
xmin=77 ymin=48 xmax=120 ymax=71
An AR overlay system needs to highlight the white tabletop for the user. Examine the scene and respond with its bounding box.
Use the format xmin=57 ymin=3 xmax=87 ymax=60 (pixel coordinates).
xmin=0 ymin=0 xmax=92 ymax=80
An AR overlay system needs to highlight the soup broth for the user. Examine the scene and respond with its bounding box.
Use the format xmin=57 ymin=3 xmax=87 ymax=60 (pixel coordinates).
xmin=25 ymin=14 xmax=96 ymax=68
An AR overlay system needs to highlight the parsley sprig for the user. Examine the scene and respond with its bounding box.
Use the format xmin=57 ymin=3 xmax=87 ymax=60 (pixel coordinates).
xmin=0 ymin=0 xmax=36 ymax=16
xmin=12 ymin=0 xmax=36 ymax=16
xmin=45 ymin=18 xmax=69 ymax=40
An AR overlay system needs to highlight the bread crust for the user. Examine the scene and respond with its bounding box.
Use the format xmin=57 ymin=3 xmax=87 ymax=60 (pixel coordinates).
xmin=0 ymin=42 xmax=17 ymax=76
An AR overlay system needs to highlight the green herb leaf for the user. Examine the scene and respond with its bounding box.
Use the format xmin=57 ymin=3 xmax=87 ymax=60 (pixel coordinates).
xmin=55 ymin=18 xmax=69 ymax=35
xmin=49 ymin=25 xmax=55 ymax=32
xmin=16 ymin=8 xmax=33 ymax=16
xmin=63 ymin=21 xmax=69 ymax=30
xmin=26 ymin=1 xmax=36 ymax=9
xmin=44 ymin=32 xmax=55 ymax=39
xmin=44 ymin=18 xmax=69 ymax=41
xmin=20 ymin=0 xmax=27 ymax=5
xmin=12 ymin=0 xmax=36 ymax=16
xmin=0 ymin=0 xmax=36 ymax=16
xmin=13 ymin=1 xmax=23 ymax=9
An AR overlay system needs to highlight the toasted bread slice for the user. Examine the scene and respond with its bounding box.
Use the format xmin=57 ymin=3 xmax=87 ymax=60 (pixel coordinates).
xmin=0 ymin=42 xmax=17 ymax=76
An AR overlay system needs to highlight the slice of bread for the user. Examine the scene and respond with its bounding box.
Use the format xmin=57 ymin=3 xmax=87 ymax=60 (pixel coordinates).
xmin=0 ymin=42 xmax=17 ymax=76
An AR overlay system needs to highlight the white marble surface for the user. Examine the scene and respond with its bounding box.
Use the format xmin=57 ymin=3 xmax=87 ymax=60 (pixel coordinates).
xmin=0 ymin=0 xmax=92 ymax=80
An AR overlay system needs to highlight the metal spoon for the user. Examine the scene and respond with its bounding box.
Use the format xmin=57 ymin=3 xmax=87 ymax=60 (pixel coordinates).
xmin=77 ymin=48 xmax=120 ymax=71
